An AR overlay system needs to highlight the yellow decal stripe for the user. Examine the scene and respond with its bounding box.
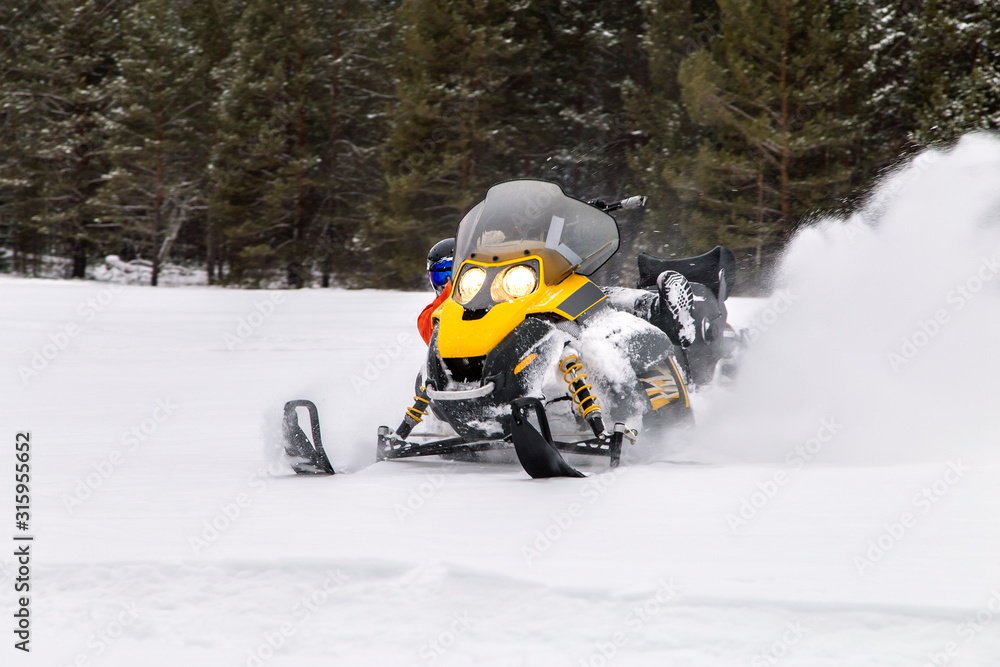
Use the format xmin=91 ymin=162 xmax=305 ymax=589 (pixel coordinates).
xmin=514 ymin=353 xmax=537 ymax=375
xmin=667 ymin=356 xmax=690 ymax=408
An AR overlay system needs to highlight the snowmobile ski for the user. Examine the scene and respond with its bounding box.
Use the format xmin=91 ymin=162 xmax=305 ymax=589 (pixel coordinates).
xmin=509 ymin=398 xmax=586 ymax=478
xmin=282 ymin=400 xmax=335 ymax=475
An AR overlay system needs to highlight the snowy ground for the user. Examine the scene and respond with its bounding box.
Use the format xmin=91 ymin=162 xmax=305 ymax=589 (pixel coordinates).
xmin=3 ymin=135 xmax=1000 ymax=665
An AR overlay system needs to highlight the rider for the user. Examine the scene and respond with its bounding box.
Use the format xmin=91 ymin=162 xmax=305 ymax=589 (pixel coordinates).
xmin=417 ymin=238 xmax=454 ymax=345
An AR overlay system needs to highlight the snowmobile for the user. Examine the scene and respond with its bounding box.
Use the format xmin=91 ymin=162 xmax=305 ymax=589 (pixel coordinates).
xmin=282 ymin=179 xmax=740 ymax=478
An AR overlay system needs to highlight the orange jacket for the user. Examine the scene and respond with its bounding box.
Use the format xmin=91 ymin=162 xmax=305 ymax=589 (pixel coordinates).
xmin=418 ymin=282 xmax=451 ymax=345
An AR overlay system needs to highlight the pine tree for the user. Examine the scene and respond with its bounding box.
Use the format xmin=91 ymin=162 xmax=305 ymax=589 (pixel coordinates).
xmin=210 ymin=0 xmax=328 ymax=286
xmin=849 ymin=0 xmax=923 ymax=184
xmin=519 ymin=0 xmax=649 ymax=283
xmin=0 ymin=2 xmax=38 ymax=273
xmin=98 ymin=0 xmax=207 ymax=285
xmin=369 ymin=0 xmax=522 ymax=287
xmin=673 ymin=0 xmax=865 ymax=270
xmin=309 ymin=0 xmax=397 ymax=288
xmin=370 ymin=0 xmax=651 ymax=287
xmin=522 ymin=0 xmax=646 ymax=197
xmin=0 ymin=0 xmax=129 ymax=278
xmin=625 ymin=0 xmax=721 ymax=262
xmin=210 ymin=0 xmax=392 ymax=287
xmin=907 ymin=0 xmax=1000 ymax=145
xmin=180 ymin=0 xmax=241 ymax=284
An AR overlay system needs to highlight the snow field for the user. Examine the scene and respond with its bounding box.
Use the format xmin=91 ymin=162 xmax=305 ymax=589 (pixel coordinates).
xmin=2 ymin=277 xmax=998 ymax=666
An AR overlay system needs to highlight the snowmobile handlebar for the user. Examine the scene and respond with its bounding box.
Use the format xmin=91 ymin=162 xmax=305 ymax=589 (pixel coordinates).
xmin=425 ymin=382 xmax=496 ymax=401
xmin=588 ymin=195 xmax=647 ymax=213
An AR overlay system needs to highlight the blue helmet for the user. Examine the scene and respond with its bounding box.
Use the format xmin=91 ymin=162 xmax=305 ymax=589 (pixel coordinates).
xmin=427 ymin=238 xmax=455 ymax=294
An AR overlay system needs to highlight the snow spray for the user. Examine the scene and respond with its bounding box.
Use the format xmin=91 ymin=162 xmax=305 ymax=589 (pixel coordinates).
xmin=692 ymin=132 xmax=1000 ymax=465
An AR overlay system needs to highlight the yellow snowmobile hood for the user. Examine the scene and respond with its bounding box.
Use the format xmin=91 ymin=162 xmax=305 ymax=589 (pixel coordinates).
xmin=434 ymin=256 xmax=607 ymax=359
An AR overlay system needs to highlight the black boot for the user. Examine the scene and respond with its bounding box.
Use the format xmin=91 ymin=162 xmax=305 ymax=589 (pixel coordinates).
xmin=652 ymin=270 xmax=696 ymax=347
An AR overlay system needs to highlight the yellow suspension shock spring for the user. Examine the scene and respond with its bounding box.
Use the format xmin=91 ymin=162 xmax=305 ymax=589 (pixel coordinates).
xmin=559 ymin=352 xmax=602 ymax=419
xmin=405 ymin=393 xmax=430 ymax=423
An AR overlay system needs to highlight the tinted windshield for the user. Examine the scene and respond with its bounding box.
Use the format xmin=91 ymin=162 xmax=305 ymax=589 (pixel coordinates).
xmin=454 ymin=180 xmax=619 ymax=277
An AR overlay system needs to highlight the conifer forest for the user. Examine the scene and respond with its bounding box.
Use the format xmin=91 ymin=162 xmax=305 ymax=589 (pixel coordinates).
xmin=1 ymin=0 xmax=997 ymax=290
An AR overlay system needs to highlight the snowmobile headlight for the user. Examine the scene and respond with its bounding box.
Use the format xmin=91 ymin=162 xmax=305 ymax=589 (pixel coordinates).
xmin=491 ymin=264 xmax=538 ymax=302
xmin=456 ymin=266 xmax=487 ymax=304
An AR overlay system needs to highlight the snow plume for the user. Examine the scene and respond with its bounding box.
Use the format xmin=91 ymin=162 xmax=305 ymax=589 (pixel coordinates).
xmin=692 ymin=132 xmax=1000 ymax=466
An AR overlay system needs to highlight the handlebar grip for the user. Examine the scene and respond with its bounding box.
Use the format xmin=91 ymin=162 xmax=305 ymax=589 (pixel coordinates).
xmin=619 ymin=195 xmax=647 ymax=210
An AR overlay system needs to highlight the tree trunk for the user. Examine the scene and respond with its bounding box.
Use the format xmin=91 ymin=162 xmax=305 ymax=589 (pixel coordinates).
xmin=288 ymin=18 xmax=308 ymax=290
xmin=324 ymin=7 xmax=342 ymax=289
xmin=71 ymin=237 xmax=87 ymax=278
xmin=206 ymin=216 xmax=217 ymax=285
xmin=779 ymin=1 xmax=791 ymax=234
xmin=152 ymin=121 xmax=163 ymax=287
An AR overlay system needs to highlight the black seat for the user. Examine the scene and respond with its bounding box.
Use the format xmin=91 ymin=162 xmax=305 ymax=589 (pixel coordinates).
xmin=636 ymin=246 xmax=737 ymax=301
